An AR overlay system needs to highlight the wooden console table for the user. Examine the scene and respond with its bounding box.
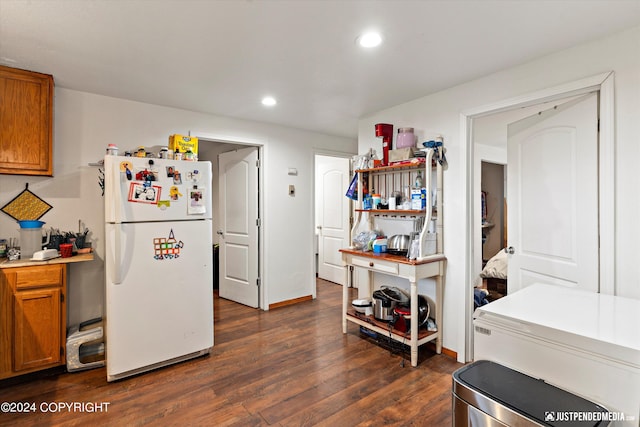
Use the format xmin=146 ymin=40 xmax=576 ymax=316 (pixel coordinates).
xmin=340 ymin=248 xmax=446 ymax=367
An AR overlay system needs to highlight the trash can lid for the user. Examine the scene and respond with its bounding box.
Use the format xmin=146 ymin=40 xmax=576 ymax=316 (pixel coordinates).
xmin=453 ymin=360 xmax=610 ymax=426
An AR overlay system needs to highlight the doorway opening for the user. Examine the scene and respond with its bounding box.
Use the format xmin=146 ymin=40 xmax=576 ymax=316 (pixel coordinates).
xmin=314 ymin=152 xmax=352 ymax=287
xmin=462 ymin=72 xmax=615 ymax=362
xmin=198 ymin=139 xmax=264 ymax=309
xmin=476 ymin=161 xmax=507 ymax=303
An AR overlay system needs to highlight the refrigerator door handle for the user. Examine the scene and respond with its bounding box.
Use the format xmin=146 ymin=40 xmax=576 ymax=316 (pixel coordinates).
xmin=107 ymin=157 xmax=124 ymax=223
xmin=113 ymin=224 xmax=123 ymax=284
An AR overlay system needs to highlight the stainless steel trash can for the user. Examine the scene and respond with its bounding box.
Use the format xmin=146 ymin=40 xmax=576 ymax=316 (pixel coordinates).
xmin=452 ymin=360 xmax=610 ymax=426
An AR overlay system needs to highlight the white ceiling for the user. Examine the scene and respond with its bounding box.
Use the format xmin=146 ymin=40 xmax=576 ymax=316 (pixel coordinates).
xmin=1 ymin=0 xmax=638 ymax=139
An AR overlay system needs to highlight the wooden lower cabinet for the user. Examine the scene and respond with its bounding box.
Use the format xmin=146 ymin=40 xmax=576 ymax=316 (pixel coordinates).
xmin=0 ymin=264 xmax=67 ymax=379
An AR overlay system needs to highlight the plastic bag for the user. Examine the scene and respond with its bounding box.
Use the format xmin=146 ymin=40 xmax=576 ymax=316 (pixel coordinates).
xmin=345 ymin=173 xmax=358 ymax=200
xmin=352 ymin=230 xmax=378 ymax=251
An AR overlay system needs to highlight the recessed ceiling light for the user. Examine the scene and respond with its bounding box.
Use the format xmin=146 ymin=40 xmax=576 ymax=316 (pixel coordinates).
xmin=358 ymin=31 xmax=382 ymax=48
xmin=261 ymin=96 xmax=277 ymax=106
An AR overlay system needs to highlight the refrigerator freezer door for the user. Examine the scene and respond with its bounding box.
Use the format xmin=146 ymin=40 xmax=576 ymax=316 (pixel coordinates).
xmin=105 ymin=220 xmax=213 ymax=381
xmin=105 ymin=156 xmax=212 ymax=223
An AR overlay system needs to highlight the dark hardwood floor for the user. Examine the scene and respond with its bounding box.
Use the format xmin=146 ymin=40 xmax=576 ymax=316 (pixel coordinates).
xmin=0 ymin=279 xmax=462 ymax=426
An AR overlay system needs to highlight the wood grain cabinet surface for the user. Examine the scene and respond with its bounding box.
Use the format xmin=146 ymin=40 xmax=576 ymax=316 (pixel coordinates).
xmin=0 ymin=264 xmax=67 ymax=379
xmin=0 ymin=65 xmax=54 ymax=176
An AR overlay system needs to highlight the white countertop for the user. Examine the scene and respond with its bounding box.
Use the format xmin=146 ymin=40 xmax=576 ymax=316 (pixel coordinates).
xmin=0 ymin=253 xmax=94 ymax=269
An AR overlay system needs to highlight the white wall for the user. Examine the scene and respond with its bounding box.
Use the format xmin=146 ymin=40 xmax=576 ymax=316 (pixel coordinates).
xmin=0 ymin=89 xmax=356 ymax=325
xmin=358 ymin=26 xmax=640 ymax=361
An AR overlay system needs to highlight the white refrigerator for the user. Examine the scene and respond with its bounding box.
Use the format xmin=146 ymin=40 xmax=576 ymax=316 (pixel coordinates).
xmin=104 ymin=155 xmax=214 ymax=382
xmin=474 ymin=283 xmax=640 ymax=425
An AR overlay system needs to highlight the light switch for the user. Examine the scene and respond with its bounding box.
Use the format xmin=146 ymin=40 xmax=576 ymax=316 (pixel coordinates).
xmin=289 ymin=185 xmax=295 ymax=196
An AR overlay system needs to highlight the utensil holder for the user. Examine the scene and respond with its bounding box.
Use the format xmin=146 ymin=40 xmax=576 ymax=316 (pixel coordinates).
xmin=47 ymin=234 xmax=64 ymax=250
xmin=73 ymin=234 xmax=86 ymax=250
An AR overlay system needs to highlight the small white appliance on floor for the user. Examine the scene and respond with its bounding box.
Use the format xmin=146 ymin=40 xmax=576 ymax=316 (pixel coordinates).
xmin=67 ymin=317 xmax=105 ymax=372
xmin=104 ymin=156 xmax=214 ymax=382
xmin=474 ymin=283 xmax=639 ymax=426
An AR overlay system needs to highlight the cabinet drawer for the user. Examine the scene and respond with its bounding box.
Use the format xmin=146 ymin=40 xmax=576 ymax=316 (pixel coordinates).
xmin=11 ymin=265 xmax=63 ymax=290
xmin=351 ymin=257 xmax=399 ymax=275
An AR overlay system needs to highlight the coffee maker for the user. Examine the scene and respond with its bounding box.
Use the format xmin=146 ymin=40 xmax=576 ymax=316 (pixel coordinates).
xmin=374 ymin=123 xmax=393 ymax=166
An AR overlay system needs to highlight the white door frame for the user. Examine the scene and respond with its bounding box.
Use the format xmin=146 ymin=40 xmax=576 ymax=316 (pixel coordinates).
xmin=461 ymin=71 xmax=615 ymax=362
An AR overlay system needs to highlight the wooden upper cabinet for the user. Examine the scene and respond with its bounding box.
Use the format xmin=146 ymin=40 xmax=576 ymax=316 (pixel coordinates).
xmin=0 ymin=65 xmax=54 ymax=176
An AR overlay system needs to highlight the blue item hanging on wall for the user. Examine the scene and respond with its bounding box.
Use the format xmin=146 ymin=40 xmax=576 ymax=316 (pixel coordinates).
xmin=423 ymin=140 xmax=447 ymax=167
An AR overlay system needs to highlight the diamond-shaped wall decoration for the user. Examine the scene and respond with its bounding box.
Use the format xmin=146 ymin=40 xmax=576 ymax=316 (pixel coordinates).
xmin=1 ymin=185 xmax=53 ymax=221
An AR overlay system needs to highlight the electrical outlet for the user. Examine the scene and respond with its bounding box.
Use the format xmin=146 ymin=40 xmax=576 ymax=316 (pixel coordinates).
xmin=289 ymin=185 xmax=295 ymax=196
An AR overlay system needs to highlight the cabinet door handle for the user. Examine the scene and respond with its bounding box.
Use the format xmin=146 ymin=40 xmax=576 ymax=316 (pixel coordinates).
xmin=369 ymin=262 xmax=374 ymax=267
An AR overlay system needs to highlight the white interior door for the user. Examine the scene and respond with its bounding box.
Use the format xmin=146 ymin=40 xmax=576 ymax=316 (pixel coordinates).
xmin=315 ymin=155 xmax=350 ymax=285
xmin=218 ymin=147 xmax=259 ymax=308
xmin=507 ymin=92 xmax=599 ymax=293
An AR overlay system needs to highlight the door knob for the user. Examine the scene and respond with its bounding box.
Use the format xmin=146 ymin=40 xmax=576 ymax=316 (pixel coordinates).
xmin=505 ymin=246 xmax=515 ymax=254
xmin=216 ymin=230 xmax=224 ymax=237
xmin=316 ymin=226 xmax=322 ymax=230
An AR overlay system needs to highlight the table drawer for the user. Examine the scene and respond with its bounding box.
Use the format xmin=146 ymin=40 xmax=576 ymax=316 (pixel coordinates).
xmin=351 ymin=257 xmax=399 ymax=275
xmin=12 ymin=265 xmax=63 ymax=290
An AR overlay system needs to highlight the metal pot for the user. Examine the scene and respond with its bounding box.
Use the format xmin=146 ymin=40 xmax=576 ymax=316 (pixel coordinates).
xmin=373 ymin=289 xmax=397 ymax=321
xmin=387 ymin=234 xmax=410 ymax=255
xmin=372 ymin=287 xmax=409 ymax=321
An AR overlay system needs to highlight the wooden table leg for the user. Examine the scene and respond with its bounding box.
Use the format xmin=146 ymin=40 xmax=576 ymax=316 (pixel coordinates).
xmin=342 ymin=264 xmax=349 ymax=334
xmin=410 ymin=278 xmax=418 ymax=367
xmin=435 ymin=270 xmax=443 ymax=354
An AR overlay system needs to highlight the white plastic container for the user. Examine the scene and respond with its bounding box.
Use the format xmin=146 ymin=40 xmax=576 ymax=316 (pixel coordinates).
xmin=20 ymin=228 xmax=43 ymax=259
xmin=106 ymin=144 xmax=118 ymax=156
xmin=424 ymin=232 xmax=436 ymax=255
xmin=389 ymin=196 xmax=397 ymax=210
xmin=372 ymin=238 xmax=387 ymax=253
xmin=158 ymin=147 xmax=170 ymax=159
xmin=411 ymin=188 xmax=426 ymax=210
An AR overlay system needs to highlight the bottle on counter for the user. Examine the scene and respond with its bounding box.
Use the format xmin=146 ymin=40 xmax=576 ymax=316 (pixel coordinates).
xmin=106 ymin=143 xmax=119 ymax=156
xmin=389 ymin=194 xmax=397 ymax=210
xmin=415 ymin=170 xmax=424 ymax=188
xmin=0 ymin=239 xmax=7 ymax=258
xmin=174 ymin=148 xmax=183 ymax=161
xmin=372 ymin=193 xmax=381 ymax=209
xmin=363 ymin=193 xmax=373 ymax=210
